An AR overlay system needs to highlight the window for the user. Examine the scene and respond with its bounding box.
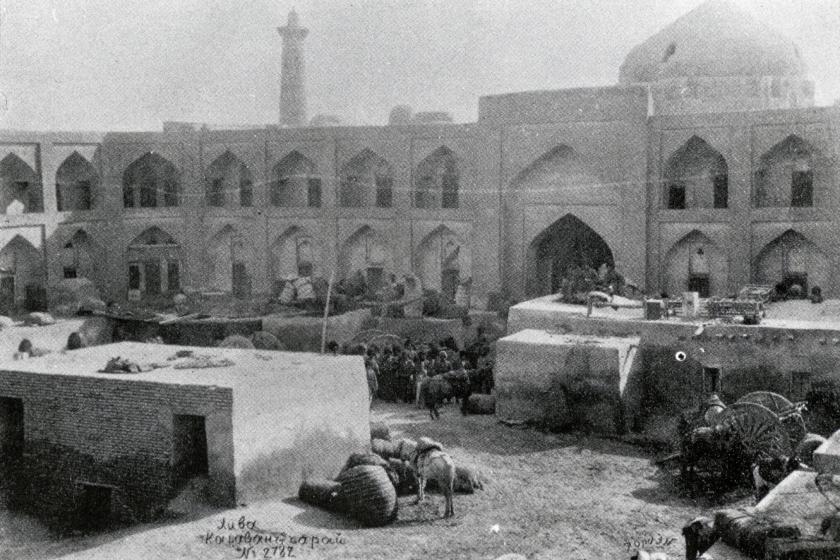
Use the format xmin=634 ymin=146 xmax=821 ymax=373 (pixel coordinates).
xmin=791 ymin=170 xmax=813 ymax=207
xmin=442 ymin=172 xmax=459 ymax=208
xmin=376 ymin=176 xmax=393 ymax=208
xmin=208 ymin=178 xmax=224 ymax=207
xmin=63 ymin=267 xmax=77 ymax=279
xmin=662 ymin=42 xmax=676 ymax=63
xmin=128 ymin=264 xmax=141 ymax=290
xmin=123 ymin=183 xmax=135 ymax=208
xmin=713 ymin=174 xmax=728 ymax=209
xmin=667 ymin=184 xmax=686 ymax=209
xmin=167 ymin=261 xmax=180 ymax=293
xmin=140 ymin=181 xmax=157 ymax=208
xmin=240 ymin=177 xmax=253 ymax=207
xmin=163 ymin=180 xmax=178 ymax=207
xmin=271 ymin=178 xmax=287 ymax=206
xmin=703 ymin=367 xmax=721 ymax=394
xmin=307 ymin=178 xmax=322 ymax=207
xmin=790 ymin=371 xmax=811 ymax=401
xmin=144 ymin=262 xmax=161 ymax=295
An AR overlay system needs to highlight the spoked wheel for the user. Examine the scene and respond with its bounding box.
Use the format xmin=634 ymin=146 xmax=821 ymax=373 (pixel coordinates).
xmin=716 ymin=402 xmax=791 ymax=462
xmin=737 ymin=391 xmax=793 ymax=415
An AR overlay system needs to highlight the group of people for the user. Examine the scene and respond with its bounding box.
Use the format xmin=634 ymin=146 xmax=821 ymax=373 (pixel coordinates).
xmin=333 ymin=328 xmax=497 ymax=408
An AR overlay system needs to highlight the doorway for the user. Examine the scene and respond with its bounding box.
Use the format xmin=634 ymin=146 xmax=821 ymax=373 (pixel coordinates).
xmin=0 ymin=397 xmax=24 ymax=459
xmin=76 ymin=483 xmax=113 ymax=530
xmin=172 ymin=414 xmax=208 ymax=485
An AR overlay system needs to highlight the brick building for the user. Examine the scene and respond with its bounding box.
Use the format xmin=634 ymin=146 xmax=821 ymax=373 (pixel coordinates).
xmin=0 ymin=342 xmax=369 ymax=525
xmin=1 ymin=0 xmax=838 ymax=314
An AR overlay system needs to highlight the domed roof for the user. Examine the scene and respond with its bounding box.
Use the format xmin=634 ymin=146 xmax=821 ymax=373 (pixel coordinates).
xmin=620 ymin=0 xmax=807 ymax=84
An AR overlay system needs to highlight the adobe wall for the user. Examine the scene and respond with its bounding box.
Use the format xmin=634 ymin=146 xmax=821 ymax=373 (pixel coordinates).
xmin=495 ymin=330 xmax=641 ymax=434
xmin=508 ymin=304 xmax=840 ymax=419
xmin=0 ymin=371 xmax=234 ymax=525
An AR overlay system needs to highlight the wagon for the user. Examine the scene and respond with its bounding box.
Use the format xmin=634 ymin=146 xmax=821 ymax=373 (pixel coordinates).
xmin=672 ymin=391 xmax=807 ymax=489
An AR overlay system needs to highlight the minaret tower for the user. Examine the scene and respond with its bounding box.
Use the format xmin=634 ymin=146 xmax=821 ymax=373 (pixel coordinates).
xmin=277 ymin=9 xmax=308 ymax=126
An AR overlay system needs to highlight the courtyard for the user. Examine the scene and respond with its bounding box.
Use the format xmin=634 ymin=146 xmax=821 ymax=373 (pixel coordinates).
xmin=1 ymin=400 xmax=746 ymax=560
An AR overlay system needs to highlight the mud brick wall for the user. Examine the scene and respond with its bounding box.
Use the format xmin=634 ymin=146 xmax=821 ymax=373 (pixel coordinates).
xmin=0 ymin=371 xmax=234 ymax=526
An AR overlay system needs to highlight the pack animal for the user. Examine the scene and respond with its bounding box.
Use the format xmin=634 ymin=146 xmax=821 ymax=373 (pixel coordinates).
xmin=411 ymin=438 xmax=456 ymax=518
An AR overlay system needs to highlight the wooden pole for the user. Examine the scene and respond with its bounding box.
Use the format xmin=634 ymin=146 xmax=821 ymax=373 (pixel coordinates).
xmin=320 ymin=269 xmax=336 ymax=354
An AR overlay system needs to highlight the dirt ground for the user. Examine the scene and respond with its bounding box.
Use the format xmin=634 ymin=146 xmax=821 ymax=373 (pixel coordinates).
xmin=0 ymin=399 xmax=751 ymax=560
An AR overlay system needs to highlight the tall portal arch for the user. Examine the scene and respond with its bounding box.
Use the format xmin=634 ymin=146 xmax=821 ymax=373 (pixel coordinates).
xmin=339 ymin=226 xmax=392 ymax=293
xmin=526 ymin=214 xmax=613 ymax=297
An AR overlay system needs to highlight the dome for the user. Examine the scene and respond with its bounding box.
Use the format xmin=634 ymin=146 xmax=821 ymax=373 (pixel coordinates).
xmin=619 ymin=0 xmax=807 ymax=84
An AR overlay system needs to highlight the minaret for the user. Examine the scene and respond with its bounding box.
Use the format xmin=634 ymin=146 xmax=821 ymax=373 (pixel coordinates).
xmin=277 ymin=9 xmax=308 ymax=127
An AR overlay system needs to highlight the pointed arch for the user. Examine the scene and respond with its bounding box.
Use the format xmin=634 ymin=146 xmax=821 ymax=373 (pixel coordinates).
xmin=663 ymin=136 xmax=728 ymax=209
xmin=126 ymin=226 xmax=181 ymax=297
xmin=61 ymin=229 xmax=97 ymax=280
xmin=269 ymin=226 xmax=321 ymax=291
xmin=755 ymin=135 xmax=823 ymax=208
xmin=122 ymin=153 xmax=179 ymax=208
xmin=0 ymin=235 xmax=46 ymax=312
xmin=271 ymin=151 xmax=320 ymax=207
xmin=205 ymin=151 xmax=253 ymax=208
xmin=414 ymin=225 xmax=471 ymax=301
xmin=339 ymin=149 xmax=393 ymax=208
xmin=754 ymin=229 xmax=828 ymax=297
xmin=663 ymin=230 xmax=728 ymax=298
xmin=0 ymin=153 xmax=42 ymax=214
xmin=338 ymin=226 xmax=393 ymax=292
xmin=526 ymin=214 xmax=614 ymax=297
xmin=56 ymin=151 xmax=97 ymax=211
xmin=205 ymin=225 xmax=252 ymax=296
xmin=414 ymin=146 xmax=459 ymax=209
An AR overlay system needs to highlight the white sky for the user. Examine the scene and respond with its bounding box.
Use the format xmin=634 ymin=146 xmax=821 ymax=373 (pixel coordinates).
xmin=0 ymin=0 xmax=838 ymax=131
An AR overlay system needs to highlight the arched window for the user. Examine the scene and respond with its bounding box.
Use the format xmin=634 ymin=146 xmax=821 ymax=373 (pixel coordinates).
xmin=339 ymin=149 xmax=393 ymax=208
xmin=56 ymin=152 xmax=97 ymax=211
xmin=126 ymin=227 xmax=181 ymax=297
xmin=0 ymin=153 xmax=42 ymax=214
xmin=271 ymin=151 xmax=320 ymax=207
xmin=663 ymin=137 xmax=728 ymax=210
xmin=122 ymin=153 xmax=179 ymax=208
xmin=755 ymin=135 xmax=820 ymax=208
xmin=414 ymin=147 xmax=459 ymax=209
xmin=205 ymin=151 xmax=253 ymax=208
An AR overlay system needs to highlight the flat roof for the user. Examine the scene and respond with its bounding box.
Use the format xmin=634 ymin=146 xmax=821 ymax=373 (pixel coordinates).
xmin=500 ymin=329 xmax=640 ymax=349
xmin=0 ymin=341 xmax=363 ymax=389
xmin=512 ymin=295 xmax=840 ymax=332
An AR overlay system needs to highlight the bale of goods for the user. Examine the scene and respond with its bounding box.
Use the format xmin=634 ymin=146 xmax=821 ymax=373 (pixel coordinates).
xmin=251 ymin=331 xmax=285 ymax=351
xmin=371 ymin=438 xmax=399 ymax=460
xmin=394 ymin=438 xmax=417 ymax=461
xmin=795 ymin=433 xmax=827 ymax=465
xmin=466 ymin=394 xmax=496 ymax=415
xmin=369 ymin=421 xmax=391 ymax=441
xmin=298 ymin=479 xmax=342 ymax=511
xmin=335 ymin=465 xmax=398 ymax=526
xmin=714 ymin=509 xmax=800 ymax=558
xmin=340 ymin=452 xmax=390 ymax=474
xmin=218 ymin=335 xmax=255 ymax=349
xmin=279 ymin=281 xmax=296 ymax=304
xmin=387 ymin=458 xmax=418 ymax=495
xmin=294 ymin=277 xmax=315 ymax=301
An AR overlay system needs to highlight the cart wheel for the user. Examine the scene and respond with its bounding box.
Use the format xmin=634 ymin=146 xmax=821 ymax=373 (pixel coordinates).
xmin=716 ymin=402 xmax=791 ymax=461
xmin=737 ymin=391 xmax=793 ymax=414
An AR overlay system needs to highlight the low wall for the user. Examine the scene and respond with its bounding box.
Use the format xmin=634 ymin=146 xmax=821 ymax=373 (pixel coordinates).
xmin=495 ymin=330 xmax=641 ymax=434
xmin=508 ymin=299 xmax=840 ymax=428
xmin=262 ymin=309 xmax=372 ymax=352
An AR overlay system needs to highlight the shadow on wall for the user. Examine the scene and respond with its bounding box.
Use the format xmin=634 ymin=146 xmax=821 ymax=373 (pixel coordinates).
xmin=236 ymin=426 xmax=367 ymax=503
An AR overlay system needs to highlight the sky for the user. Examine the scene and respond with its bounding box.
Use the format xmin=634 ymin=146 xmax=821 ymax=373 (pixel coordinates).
xmin=0 ymin=0 xmax=838 ymax=131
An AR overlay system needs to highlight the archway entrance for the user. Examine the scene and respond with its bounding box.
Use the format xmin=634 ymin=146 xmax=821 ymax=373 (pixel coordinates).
xmin=527 ymin=215 xmax=613 ymax=297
